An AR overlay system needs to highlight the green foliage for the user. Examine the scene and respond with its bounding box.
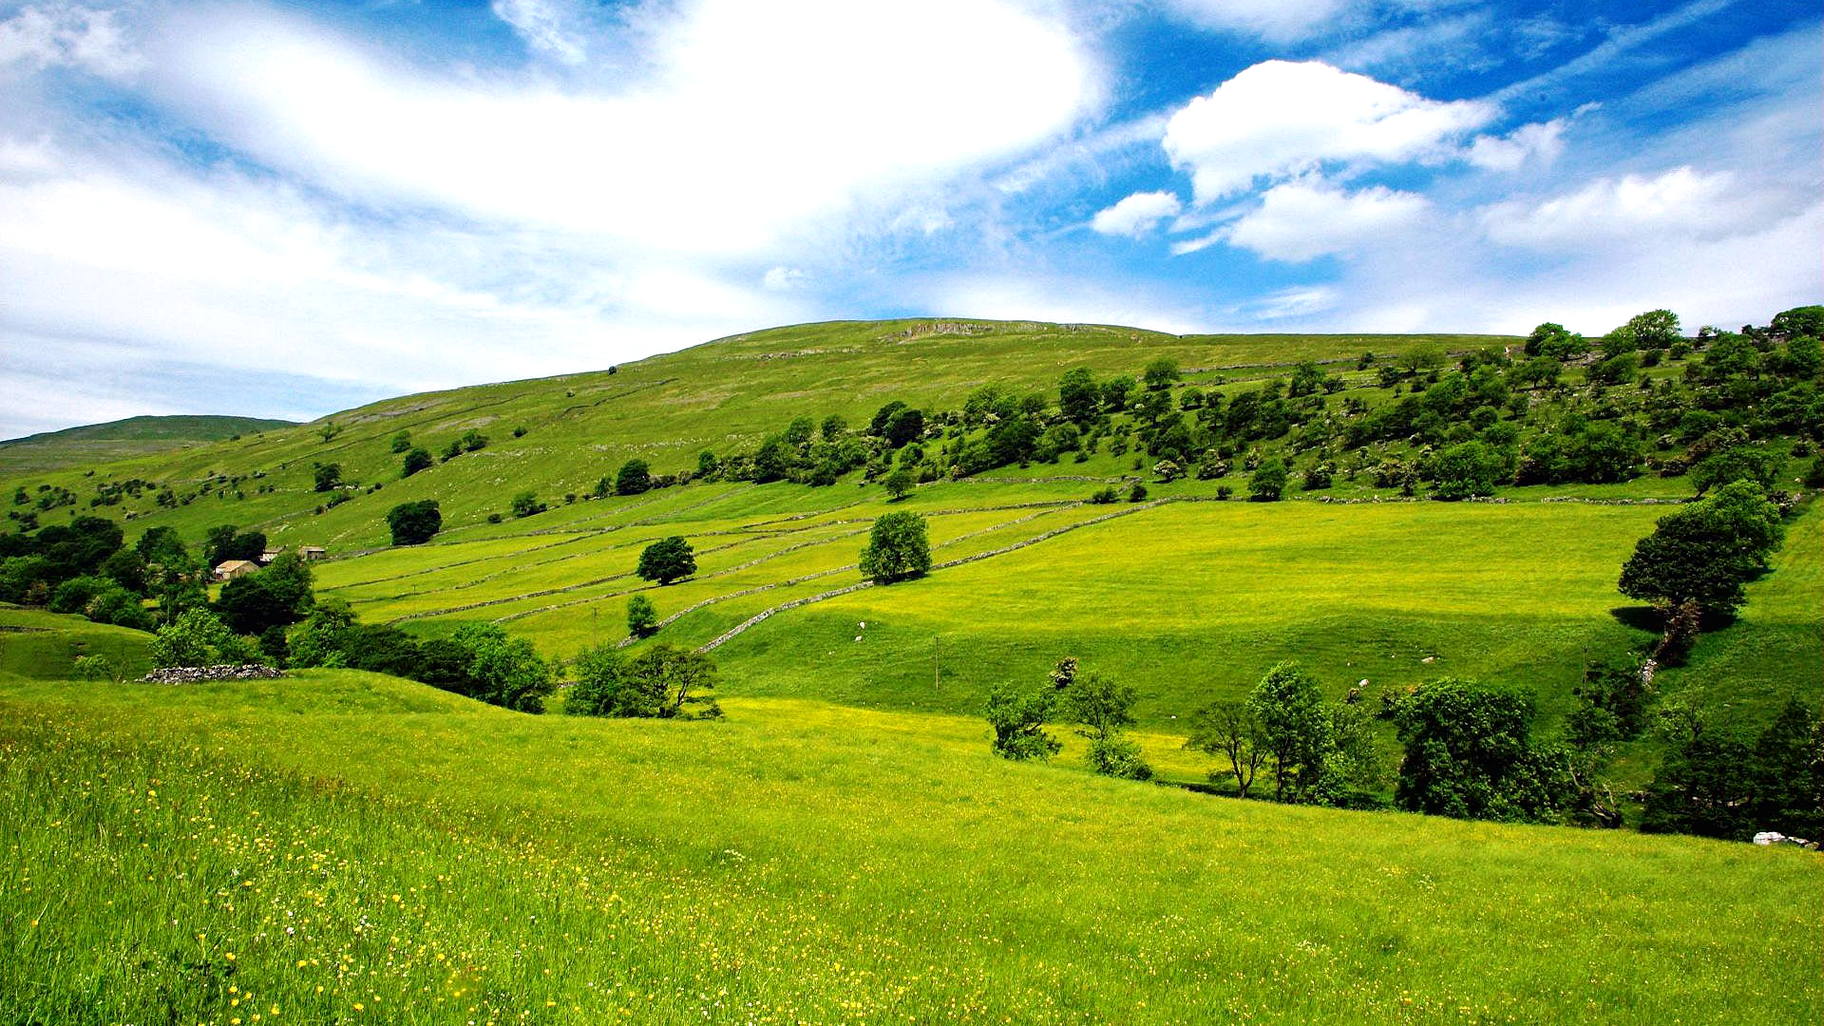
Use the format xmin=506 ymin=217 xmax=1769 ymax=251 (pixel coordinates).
xmin=1248 ymin=457 xmax=1287 ymax=502
xmin=984 ymin=681 xmax=1061 ymax=761
xmin=450 ymin=623 xmax=555 ymax=714
xmin=573 ymin=643 xmax=723 ymax=719
xmin=1186 ymin=699 xmax=1266 ymax=798
xmin=626 ymin=593 xmax=658 ymax=637
xmin=636 ymin=536 xmax=697 ymax=584
xmin=1618 ymin=480 xmax=1783 ymax=615
xmin=312 ymin=462 xmax=342 ymax=493
xmin=615 ymin=458 xmax=652 ymax=495
xmin=149 ymin=609 xmax=254 ymax=668
xmin=1142 ymin=357 xmax=1180 ymax=391
xmin=1246 ymin=663 xmax=1333 ymax=802
xmin=1062 ymin=668 xmax=1150 ymax=779
xmin=860 ymin=511 xmax=930 ymax=584
xmin=401 ymin=446 xmax=433 ymax=477
xmin=389 ymin=430 xmax=413 ymax=453
xmin=882 ymin=467 xmax=915 ymax=500
xmin=1394 ymin=678 xmax=1566 ymax=822
xmin=510 ymin=491 xmax=548 ymax=518
xmin=385 ymin=500 xmax=442 ymax=545
xmin=1429 ymin=441 xmax=1503 ymax=500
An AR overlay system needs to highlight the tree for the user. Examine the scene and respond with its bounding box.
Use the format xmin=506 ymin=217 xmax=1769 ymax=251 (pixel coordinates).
xmin=984 ymin=682 xmax=1062 ymax=761
xmin=1640 ymin=713 xmax=1753 ymax=839
xmin=149 ymin=609 xmax=254 ymax=667
xmin=882 ymin=409 xmax=925 ymax=449
xmin=1247 ymin=663 xmax=1333 ymax=802
xmin=1749 ymin=698 xmax=1824 ymax=841
xmin=313 ymin=462 xmax=342 ymax=493
xmin=1143 ymin=357 xmax=1180 ymax=391
xmin=882 ymin=467 xmax=915 ymax=501
xmin=401 ymin=446 xmax=434 ymax=477
xmin=510 ymin=492 xmax=547 ymax=518
xmin=624 ymin=644 xmax=722 ymax=719
xmin=205 ymin=525 xmax=266 ymax=566
xmin=1618 ymin=480 xmax=1783 ymax=617
xmin=616 ymin=458 xmax=652 ymax=495
xmin=450 ymin=623 xmax=554 ymax=713
xmin=390 ymin=430 xmax=413 ymax=453
xmin=1430 ymin=441 xmax=1502 ymax=500
xmin=566 ymin=644 xmax=644 ymax=717
xmin=637 ymin=536 xmax=697 ymax=584
xmin=1248 ymin=457 xmax=1287 ymax=502
xmin=1624 ymin=309 xmax=1681 ymax=350
xmin=627 ymin=593 xmax=658 ymax=637
xmin=1186 ymin=700 xmax=1267 ymax=798
xmin=1063 ymin=669 xmax=1152 ymax=779
xmin=1058 ymin=367 xmax=1100 ymax=424
xmin=859 ymin=511 xmax=931 ymax=584
xmin=1394 ymin=678 xmax=1566 ymax=822
xmin=386 ymin=500 xmax=442 ymax=545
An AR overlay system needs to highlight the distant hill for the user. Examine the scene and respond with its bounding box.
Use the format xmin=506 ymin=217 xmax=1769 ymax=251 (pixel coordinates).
xmin=0 ymin=415 xmax=299 ymax=474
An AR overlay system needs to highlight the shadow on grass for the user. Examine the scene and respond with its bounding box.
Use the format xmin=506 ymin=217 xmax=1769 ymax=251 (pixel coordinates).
xmin=1609 ymin=605 xmax=1739 ymax=633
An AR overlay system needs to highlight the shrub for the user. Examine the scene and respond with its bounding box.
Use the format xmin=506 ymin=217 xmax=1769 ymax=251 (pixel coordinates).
xmin=627 ymin=594 xmax=658 ymax=636
xmin=636 ymin=537 xmax=697 ymax=584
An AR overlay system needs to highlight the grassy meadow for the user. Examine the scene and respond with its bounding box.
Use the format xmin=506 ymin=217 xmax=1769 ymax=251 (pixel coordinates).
xmin=3 ymin=670 xmax=1820 ymax=1025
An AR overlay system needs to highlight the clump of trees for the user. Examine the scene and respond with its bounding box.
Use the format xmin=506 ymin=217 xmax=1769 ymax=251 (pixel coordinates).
xmin=860 ymin=511 xmax=930 ymax=584
xmin=627 ymin=594 xmax=658 ymax=637
xmin=985 ymin=657 xmax=1150 ymax=779
xmin=565 ymin=642 xmax=721 ymax=719
xmin=1187 ymin=662 xmax=1377 ymax=806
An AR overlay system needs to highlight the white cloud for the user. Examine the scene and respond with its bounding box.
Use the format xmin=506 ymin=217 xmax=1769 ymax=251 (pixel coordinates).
xmin=1089 ymin=190 xmax=1182 ymax=237
xmin=1224 ymin=178 xmax=1429 ymax=261
xmin=146 ymin=0 xmax=1097 ymax=257
xmin=1161 ymin=60 xmax=1492 ymax=203
xmin=1161 ymin=0 xmax=1350 ymax=42
xmin=0 ymin=2 xmax=143 ymax=78
xmin=1479 ymin=166 xmax=1765 ymax=248
xmin=491 ymin=0 xmax=588 ymax=65
xmin=762 ymin=266 xmax=809 ymax=290
xmin=1466 ymin=119 xmax=1566 ymax=172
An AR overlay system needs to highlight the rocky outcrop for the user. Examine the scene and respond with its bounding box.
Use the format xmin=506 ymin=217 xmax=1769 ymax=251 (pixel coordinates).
xmin=143 ymin=665 xmax=285 ymax=684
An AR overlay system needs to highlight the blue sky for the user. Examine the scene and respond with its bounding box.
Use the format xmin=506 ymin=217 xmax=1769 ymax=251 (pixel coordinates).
xmin=0 ymin=0 xmax=1818 ymax=437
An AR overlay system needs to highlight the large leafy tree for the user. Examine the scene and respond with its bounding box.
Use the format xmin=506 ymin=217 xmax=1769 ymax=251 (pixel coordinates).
xmin=1246 ymin=662 xmax=1332 ymax=802
xmin=1618 ymin=480 xmax=1783 ymax=617
xmin=386 ymin=500 xmax=442 ymax=545
xmin=1394 ymin=678 xmax=1566 ymax=822
xmin=636 ymin=536 xmax=697 ymax=584
xmin=859 ymin=511 xmax=930 ymax=584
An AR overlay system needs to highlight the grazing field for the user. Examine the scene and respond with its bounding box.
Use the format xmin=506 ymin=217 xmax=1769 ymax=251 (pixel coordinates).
xmin=3 ymin=671 xmax=1819 ymax=1025
xmin=0 ymin=415 xmax=297 ymax=475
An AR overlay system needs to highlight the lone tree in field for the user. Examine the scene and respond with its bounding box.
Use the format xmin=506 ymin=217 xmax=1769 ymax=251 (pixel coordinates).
xmin=1063 ymin=666 xmax=1152 ymax=780
xmin=1618 ymin=480 xmax=1783 ymax=618
xmin=615 ymin=458 xmax=652 ymax=495
xmin=626 ymin=593 xmax=658 ymax=637
xmin=401 ymin=446 xmax=433 ymax=477
xmin=313 ymin=461 xmax=342 ymax=492
xmin=1187 ymin=699 xmax=1268 ymax=798
xmin=637 ymin=536 xmax=696 ymax=584
xmin=882 ymin=467 xmax=915 ymax=501
xmin=860 ymin=511 xmax=931 ymax=584
xmin=984 ymin=682 xmax=1062 ymax=761
xmin=386 ymin=500 xmax=442 ymax=545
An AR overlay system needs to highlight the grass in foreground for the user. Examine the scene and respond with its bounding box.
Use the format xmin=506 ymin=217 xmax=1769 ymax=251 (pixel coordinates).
xmin=2 ymin=672 xmax=1818 ymax=1024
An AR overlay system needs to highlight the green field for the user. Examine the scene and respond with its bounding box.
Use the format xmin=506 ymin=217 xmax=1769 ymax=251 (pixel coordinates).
xmin=0 ymin=415 xmax=298 ymax=475
xmin=3 ymin=670 xmax=1819 ymax=1025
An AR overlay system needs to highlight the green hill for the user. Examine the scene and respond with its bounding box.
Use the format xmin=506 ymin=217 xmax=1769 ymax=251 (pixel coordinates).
xmin=0 ymin=316 xmax=1817 ymax=753
xmin=0 ymin=414 xmax=299 ymax=475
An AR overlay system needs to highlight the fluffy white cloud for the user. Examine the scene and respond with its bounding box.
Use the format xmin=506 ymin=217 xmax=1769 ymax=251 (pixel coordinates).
xmin=0 ymin=1 xmax=142 ymax=77
xmin=146 ymin=0 xmax=1096 ymax=257
xmin=762 ymin=266 xmax=809 ymax=291
xmin=1479 ymin=166 xmax=1762 ymax=247
xmin=1224 ymin=179 xmax=1429 ymax=261
xmin=1090 ymin=190 xmax=1182 ymax=237
xmin=1466 ymin=119 xmax=1567 ymax=172
xmin=1162 ymin=60 xmax=1492 ymax=203
xmin=1161 ymin=0 xmax=1350 ymax=42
